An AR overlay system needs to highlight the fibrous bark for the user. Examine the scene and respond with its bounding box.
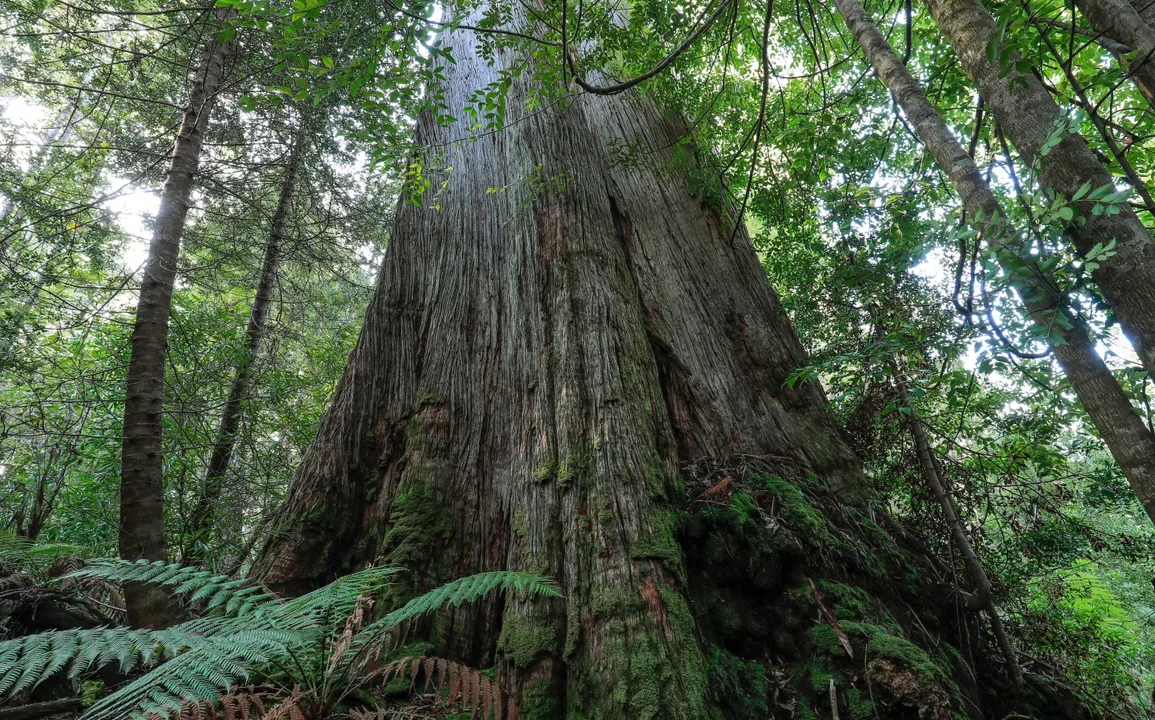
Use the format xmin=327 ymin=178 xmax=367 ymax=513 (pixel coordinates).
xmin=119 ymin=19 xmax=231 ymax=627
xmin=836 ymin=0 xmax=1155 ymax=524
xmin=253 ymin=22 xmax=868 ymax=718
xmin=1136 ymin=0 xmax=1155 ymax=26
xmin=252 ymin=21 xmax=1089 ymax=720
xmin=923 ymin=0 xmax=1155 ymax=378
xmin=184 ymin=119 xmax=306 ymax=567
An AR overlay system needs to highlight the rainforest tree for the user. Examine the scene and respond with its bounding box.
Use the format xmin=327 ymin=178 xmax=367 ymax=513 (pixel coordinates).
xmin=3 ymin=0 xmax=1155 ymax=717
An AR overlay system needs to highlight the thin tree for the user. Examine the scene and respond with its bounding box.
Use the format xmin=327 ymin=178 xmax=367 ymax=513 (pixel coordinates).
xmin=894 ymin=376 xmax=1023 ymax=683
xmin=184 ymin=116 xmax=309 ymax=567
xmin=923 ymin=0 xmax=1155 ymax=379
xmin=119 ymin=15 xmax=233 ymax=627
xmin=834 ymin=0 xmax=1155 ymax=523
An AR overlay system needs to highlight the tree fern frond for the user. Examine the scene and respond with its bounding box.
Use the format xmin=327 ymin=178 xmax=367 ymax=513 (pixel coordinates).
xmin=0 ymin=627 xmax=199 ymax=695
xmin=0 ymin=533 xmax=89 ymax=576
xmin=337 ymin=572 xmax=559 ymax=676
xmin=65 ymin=561 xmax=277 ymax=617
xmin=346 ymin=571 xmax=559 ymax=662
xmin=81 ymin=629 xmax=306 ymax=720
xmin=382 ymin=572 xmax=561 ymax=628
xmin=3 ymin=566 xmax=556 ymax=720
xmin=257 ymin=566 xmax=400 ymax=632
xmin=360 ymin=655 xmax=519 ymax=720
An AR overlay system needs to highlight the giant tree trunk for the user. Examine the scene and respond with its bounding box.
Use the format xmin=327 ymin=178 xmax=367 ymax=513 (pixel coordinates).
xmin=119 ymin=21 xmax=231 ymax=627
xmin=254 ymin=26 xmax=1086 ymax=720
xmin=924 ymin=0 xmax=1155 ymax=379
xmin=184 ymin=121 xmax=305 ymax=567
xmin=835 ymin=0 xmax=1155 ymax=524
xmin=253 ymin=24 xmax=867 ymax=716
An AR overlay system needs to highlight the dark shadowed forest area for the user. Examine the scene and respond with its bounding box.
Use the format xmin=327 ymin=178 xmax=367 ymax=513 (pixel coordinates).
xmin=4 ymin=0 xmax=1155 ymax=717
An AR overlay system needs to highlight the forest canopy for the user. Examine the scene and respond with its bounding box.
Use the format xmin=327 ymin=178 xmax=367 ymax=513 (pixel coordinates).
xmin=2 ymin=0 xmax=1155 ymax=718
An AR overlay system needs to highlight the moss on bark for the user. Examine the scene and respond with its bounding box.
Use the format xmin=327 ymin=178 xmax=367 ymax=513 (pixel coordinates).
xmin=674 ymin=458 xmax=1093 ymax=720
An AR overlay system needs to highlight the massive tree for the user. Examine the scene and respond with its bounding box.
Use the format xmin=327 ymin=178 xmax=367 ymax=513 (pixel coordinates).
xmin=254 ymin=21 xmax=862 ymax=713
xmin=249 ymin=17 xmax=1091 ymax=719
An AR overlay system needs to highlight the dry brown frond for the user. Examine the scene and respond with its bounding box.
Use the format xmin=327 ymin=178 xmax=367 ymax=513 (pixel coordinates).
xmin=363 ymin=655 xmax=519 ymax=720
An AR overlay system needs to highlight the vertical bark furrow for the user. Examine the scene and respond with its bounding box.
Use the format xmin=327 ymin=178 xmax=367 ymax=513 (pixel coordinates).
xmin=255 ymin=23 xmax=869 ymax=719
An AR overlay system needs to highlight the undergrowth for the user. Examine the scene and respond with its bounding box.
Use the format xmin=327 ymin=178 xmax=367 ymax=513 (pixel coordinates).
xmin=0 ymin=559 xmax=560 ymax=719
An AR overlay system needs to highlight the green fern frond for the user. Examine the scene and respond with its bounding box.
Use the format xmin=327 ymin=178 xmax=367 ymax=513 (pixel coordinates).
xmin=382 ymin=572 xmax=561 ymax=628
xmin=344 ymin=572 xmax=561 ymax=666
xmin=65 ymin=560 xmax=277 ymax=616
xmin=80 ymin=629 xmax=309 ymax=720
xmin=1 ymin=564 xmax=559 ymax=720
xmin=256 ymin=565 xmax=401 ymax=631
xmin=0 ymin=627 xmax=203 ymax=695
xmin=0 ymin=532 xmax=88 ymax=575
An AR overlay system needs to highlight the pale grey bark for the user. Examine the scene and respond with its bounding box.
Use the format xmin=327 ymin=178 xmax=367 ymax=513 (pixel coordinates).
xmin=837 ymin=0 xmax=1155 ymax=525
xmin=1075 ymin=0 xmax=1155 ymax=109
xmin=924 ymin=0 xmax=1155 ymax=381
xmin=1136 ymin=0 xmax=1155 ymax=26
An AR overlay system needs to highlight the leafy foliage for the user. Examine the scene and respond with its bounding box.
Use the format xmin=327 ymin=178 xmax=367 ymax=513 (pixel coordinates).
xmin=2 ymin=0 xmax=1155 ymax=714
xmin=0 ymin=561 xmax=558 ymax=719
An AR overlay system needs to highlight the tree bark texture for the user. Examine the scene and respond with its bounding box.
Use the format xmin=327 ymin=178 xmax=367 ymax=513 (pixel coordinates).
xmin=253 ymin=24 xmax=871 ymax=719
xmin=837 ymin=0 xmax=1155 ymax=524
xmin=1075 ymin=0 xmax=1155 ymax=109
xmin=924 ymin=0 xmax=1155 ymax=378
xmin=1136 ymin=0 xmax=1155 ymax=26
xmin=184 ymin=122 xmax=304 ymax=567
xmin=118 ymin=22 xmax=231 ymax=628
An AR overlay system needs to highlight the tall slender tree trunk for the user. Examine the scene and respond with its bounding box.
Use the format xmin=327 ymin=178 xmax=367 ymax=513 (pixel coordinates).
xmin=923 ymin=0 xmax=1155 ymax=378
xmin=1074 ymin=0 xmax=1155 ymax=109
xmin=119 ymin=21 xmax=232 ymax=628
xmin=893 ymin=380 xmax=1023 ymax=683
xmin=252 ymin=23 xmax=873 ymax=718
xmin=184 ymin=122 xmax=305 ymax=567
xmin=836 ymin=0 xmax=1155 ymax=523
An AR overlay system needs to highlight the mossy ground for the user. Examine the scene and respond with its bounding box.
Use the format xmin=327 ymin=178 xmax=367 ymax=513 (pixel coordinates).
xmin=676 ymin=456 xmax=1093 ymax=720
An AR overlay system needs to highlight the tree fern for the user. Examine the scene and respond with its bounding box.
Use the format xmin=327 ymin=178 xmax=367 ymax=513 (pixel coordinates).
xmin=0 ymin=564 xmax=559 ymax=720
xmin=346 ymin=571 xmax=562 ymax=664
